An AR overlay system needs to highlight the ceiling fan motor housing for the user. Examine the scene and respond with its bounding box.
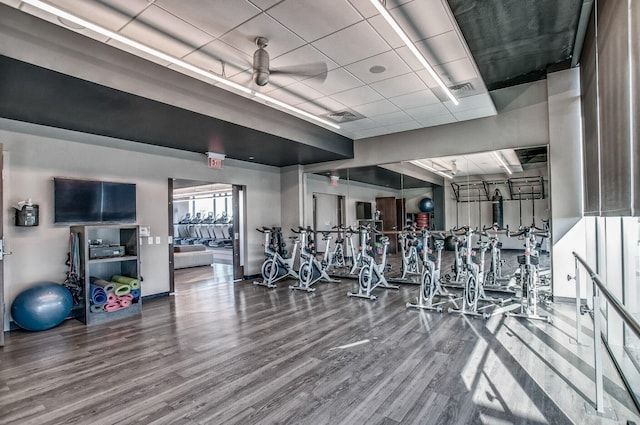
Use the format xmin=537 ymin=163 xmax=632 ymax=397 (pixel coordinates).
xmin=253 ymin=37 xmax=270 ymax=86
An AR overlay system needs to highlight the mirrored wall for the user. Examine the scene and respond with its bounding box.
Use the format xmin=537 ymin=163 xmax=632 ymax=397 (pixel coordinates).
xmin=303 ymin=145 xmax=550 ymax=284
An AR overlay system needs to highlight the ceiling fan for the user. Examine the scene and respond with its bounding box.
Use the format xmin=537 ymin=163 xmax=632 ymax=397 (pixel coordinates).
xmin=250 ymin=36 xmax=328 ymax=87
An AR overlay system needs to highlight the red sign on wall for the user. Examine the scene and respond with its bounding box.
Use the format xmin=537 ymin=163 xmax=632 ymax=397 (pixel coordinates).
xmin=208 ymin=157 xmax=223 ymax=169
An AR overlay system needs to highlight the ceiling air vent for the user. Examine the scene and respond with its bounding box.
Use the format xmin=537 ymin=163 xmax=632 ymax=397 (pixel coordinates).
xmin=323 ymin=108 xmax=365 ymax=123
xmin=449 ymin=82 xmax=474 ymax=93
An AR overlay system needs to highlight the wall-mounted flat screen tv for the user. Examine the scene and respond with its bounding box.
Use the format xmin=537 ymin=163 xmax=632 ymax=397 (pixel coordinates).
xmin=356 ymin=201 xmax=372 ymax=220
xmin=54 ymin=178 xmax=136 ymax=224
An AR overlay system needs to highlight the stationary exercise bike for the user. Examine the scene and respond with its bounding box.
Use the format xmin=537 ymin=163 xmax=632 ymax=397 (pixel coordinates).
xmin=444 ymin=226 xmax=468 ymax=284
xmin=289 ymin=227 xmax=340 ymax=292
xmin=398 ymin=226 xmax=421 ymax=280
xmin=348 ymin=225 xmax=399 ymax=300
xmin=407 ymin=230 xmax=458 ymax=312
xmin=326 ymin=225 xmax=346 ymax=269
xmin=253 ymin=227 xmax=299 ymax=288
xmin=504 ymin=225 xmax=552 ymax=323
xmin=448 ymin=228 xmax=508 ymax=319
xmin=482 ymin=224 xmax=507 ymax=288
xmin=349 ymin=225 xmax=368 ymax=276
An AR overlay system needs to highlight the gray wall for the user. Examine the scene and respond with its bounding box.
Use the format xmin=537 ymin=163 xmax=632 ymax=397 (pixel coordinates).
xmin=1 ymin=119 xmax=281 ymax=330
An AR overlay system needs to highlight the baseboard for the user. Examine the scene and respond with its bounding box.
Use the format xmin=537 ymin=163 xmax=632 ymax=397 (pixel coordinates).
xmin=142 ymin=292 xmax=170 ymax=301
xmin=244 ymin=274 xmax=260 ymax=280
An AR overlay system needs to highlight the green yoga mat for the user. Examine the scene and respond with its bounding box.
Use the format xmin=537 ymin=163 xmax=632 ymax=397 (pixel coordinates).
xmin=111 ymin=275 xmax=141 ymax=289
xmin=113 ymin=282 xmax=131 ymax=296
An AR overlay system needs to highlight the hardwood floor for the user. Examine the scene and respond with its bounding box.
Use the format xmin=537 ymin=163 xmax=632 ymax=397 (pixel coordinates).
xmin=1 ymin=273 xmax=638 ymax=424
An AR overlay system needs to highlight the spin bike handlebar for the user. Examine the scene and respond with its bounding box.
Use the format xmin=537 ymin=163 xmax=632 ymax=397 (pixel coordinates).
xmin=506 ymin=225 xmax=549 ymax=239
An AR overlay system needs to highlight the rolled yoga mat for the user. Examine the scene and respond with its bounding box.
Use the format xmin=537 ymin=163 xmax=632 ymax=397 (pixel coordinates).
xmin=107 ymin=292 xmax=117 ymax=303
xmin=119 ymin=294 xmax=134 ymax=302
xmin=104 ymin=302 xmax=121 ymax=313
xmin=89 ymin=284 xmax=107 ymax=306
xmin=117 ymin=297 xmax=132 ymax=308
xmin=130 ymin=288 xmax=141 ymax=300
xmin=90 ymin=304 xmax=103 ymax=313
xmin=89 ymin=276 xmax=116 ymax=293
xmin=113 ymin=283 xmax=131 ymax=296
xmin=111 ymin=275 xmax=141 ymax=289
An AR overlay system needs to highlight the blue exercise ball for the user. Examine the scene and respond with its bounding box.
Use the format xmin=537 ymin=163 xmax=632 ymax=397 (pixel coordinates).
xmin=419 ymin=197 xmax=435 ymax=213
xmin=11 ymin=282 xmax=73 ymax=331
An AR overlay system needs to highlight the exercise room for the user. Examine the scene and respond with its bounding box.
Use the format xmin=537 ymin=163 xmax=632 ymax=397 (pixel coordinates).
xmin=0 ymin=1 xmax=639 ymax=424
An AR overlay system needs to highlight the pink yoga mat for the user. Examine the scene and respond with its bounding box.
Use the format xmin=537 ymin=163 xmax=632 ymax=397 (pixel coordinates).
xmin=118 ymin=294 xmax=133 ymax=302
xmin=104 ymin=302 xmax=121 ymax=312
xmin=118 ymin=298 xmax=132 ymax=308
xmin=107 ymin=293 xmax=117 ymax=303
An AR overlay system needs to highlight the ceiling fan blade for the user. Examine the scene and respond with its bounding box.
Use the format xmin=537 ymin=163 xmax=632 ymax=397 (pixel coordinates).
xmin=270 ymin=62 xmax=328 ymax=82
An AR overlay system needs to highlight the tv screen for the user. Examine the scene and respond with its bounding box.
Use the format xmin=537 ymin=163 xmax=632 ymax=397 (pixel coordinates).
xmin=356 ymin=201 xmax=372 ymax=220
xmin=54 ymin=178 xmax=136 ymax=224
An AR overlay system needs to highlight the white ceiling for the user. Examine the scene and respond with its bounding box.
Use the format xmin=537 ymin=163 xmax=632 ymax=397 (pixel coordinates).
xmin=8 ymin=0 xmax=496 ymax=139
xmin=413 ymin=149 xmax=524 ymax=178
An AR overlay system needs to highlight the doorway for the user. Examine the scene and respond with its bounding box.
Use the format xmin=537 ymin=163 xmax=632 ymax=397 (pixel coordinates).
xmin=168 ymin=179 xmax=245 ymax=292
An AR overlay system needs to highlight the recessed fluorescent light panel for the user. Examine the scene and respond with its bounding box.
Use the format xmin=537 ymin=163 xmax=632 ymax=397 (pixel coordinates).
xmin=369 ymin=0 xmax=458 ymax=105
xmin=492 ymin=151 xmax=512 ymax=174
xmin=410 ymin=160 xmax=453 ymax=179
xmin=20 ymin=0 xmax=340 ymax=130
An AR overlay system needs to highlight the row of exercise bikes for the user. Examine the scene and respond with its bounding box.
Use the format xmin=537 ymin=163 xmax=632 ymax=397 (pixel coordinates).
xmin=253 ymin=222 xmax=552 ymax=323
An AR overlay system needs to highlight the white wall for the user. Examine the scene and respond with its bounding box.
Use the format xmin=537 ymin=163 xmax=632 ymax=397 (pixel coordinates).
xmin=1 ymin=119 xmax=281 ymax=329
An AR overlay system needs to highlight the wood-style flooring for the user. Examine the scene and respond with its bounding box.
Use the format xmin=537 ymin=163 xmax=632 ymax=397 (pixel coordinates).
xmin=1 ymin=267 xmax=639 ymax=424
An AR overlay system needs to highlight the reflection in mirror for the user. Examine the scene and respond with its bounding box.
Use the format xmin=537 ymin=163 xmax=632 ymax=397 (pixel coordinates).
xmin=302 ymin=146 xmax=551 ymax=310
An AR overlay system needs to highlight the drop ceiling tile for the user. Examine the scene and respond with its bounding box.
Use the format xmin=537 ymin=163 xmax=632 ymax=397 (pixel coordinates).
xmin=369 ymin=73 xmax=426 ymax=98
xmin=183 ymin=40 xmax=252 ymax=76
xmin=445 ymin=94 xmax=495 ymax=113
xmin=297 ymin=97 xmax=348 ymax=116
xmin=345 ymin=50 xmax=411 ymax=84
xmin=248 ymin=0 xmax=282 ymax=10
xmin=453 ymin=107 xmax=497 ymax=121
xmin=331 ymin=85 xmax=384 ymax=107
xmin=265 ymin=81 xmax=325 ymax=103
xmin=389 ymin=90 xmax=440 ymax=109
xmin=354 ymin=127 xmax=386 ymax=139
xmin=415 ymin=69 xmax=439 ymax=89
xmin=313 ymin=21 xmax=390 ymax=66
xmin=382 ymin=120 xmax=423 ymax=134
xmin=219 ymin=13 xmax=305 ymax=58
xmin=345 ymin=0 xmax=379 ymax=18
xmin=47 ymin=0 xmax=150 ymax=31
xmin=369 ymin=110 xmax=414 ymax=126
xmin=405 ymin=103 xmax=449 ymax=120
xmin=267 ymin=0 xmax=362 ymax=42
xmin=119 ymin=5 xmax=214 ymax=58
xmin=419 ymin=31 xmax=467 ymax=66
xmin=436 ymin=57 xmax=478 ymax=85
xmin=416 ymin=113 xmax=457 ymax=127
xmin=154 ymin=0 xmax=260 ymax=38
xmin=338 ymin=117 xmax=380 ymax=131
xmin=352 ymin=99 xmax=400 ymax=117
xmin=391 ymin=0 xmax=454 ymax=41
xmin=301 ymin=68 xmax=363 ymax=96
xmin=368 ymin=14 xmax=404 ymax=49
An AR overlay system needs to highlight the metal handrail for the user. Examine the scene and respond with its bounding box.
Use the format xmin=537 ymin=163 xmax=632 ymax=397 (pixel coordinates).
xmin=570 ymin=251 xmax=640 ymax=418
xmin=572 ymin=252 xmax=640 ymax=339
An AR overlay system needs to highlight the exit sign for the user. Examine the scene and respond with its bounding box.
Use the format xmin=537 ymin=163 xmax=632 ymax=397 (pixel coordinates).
xmin=208 ymin=157 xmax=223 ymax=169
